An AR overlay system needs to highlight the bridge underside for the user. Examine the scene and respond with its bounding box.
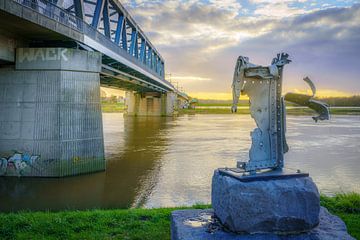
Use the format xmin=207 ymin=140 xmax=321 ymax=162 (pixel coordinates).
xmin=0 ymin=3 xmax=172 ymax=93
xmin=0 ymin=46 xmax=178 ymax=178
xmin=0 ymin=1 xmax=187 ymax=177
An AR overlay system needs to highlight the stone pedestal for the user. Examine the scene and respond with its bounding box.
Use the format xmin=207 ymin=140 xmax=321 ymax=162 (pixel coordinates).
xmin=171 ymin=208 xmax=355 ymax=240
xmin=171 ymin=168 xmax=354 ymax=239
xmin=0 ymin=48 xmax=105 ymax=177
xmin=212 ymin=169 xmax=320 ymax=234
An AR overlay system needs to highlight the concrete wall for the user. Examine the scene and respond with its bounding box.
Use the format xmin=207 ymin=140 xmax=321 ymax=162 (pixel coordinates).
xmin=0 ymin=48 xmax=105 ymax=177
xmin=125 ymin=91 xmax=177 ymax=116
xmin=0 ymin=34 xmax=18 ymax=63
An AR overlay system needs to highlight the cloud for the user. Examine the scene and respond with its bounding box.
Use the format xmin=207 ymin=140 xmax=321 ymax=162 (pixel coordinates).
xmin=121 ymin=1 xmax=360 ymax=98
xmin=253 ymin=2 xmax=308 ymax=18
xmin=170 ymin=76 xmax=212 ymax=82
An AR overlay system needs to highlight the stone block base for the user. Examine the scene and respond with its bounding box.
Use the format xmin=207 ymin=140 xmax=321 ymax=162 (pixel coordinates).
xmin=212 ymin=169 xmax=320 ymax=233
xmin=171 ymin=208 xmax=355 ymax=240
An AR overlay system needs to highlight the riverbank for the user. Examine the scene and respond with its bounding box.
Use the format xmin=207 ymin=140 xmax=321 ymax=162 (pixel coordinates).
xmin=179 ymin=107 xmax=360 ymax=115
xmin=100 ymin=102 xmax=360 ymax=115
xmin=0 ymin=193 xmax=358 ymax=240
xmin=101 ymin=102 xmax=125 ymax=113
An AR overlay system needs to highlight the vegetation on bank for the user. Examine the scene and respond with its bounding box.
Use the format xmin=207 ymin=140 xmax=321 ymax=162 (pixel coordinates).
xmin=179 ymin=107 xmax=360 ymax=115
xmin=100 ymin=102 xmax=360 ymax=115
xmin=101 ymin=101 xmax=125 ymax=113
xmin=321 ymin=193 xmax=360 ymax=239
xmin=0 ymin=194 xmax=359 ymax=240
xmin=197 ymin=95 xmax=360 ymax=107
xmin=99 ymin=95 xmax=360 ymax=114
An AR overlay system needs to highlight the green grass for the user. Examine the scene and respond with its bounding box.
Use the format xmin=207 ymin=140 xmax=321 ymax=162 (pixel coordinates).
xmin=0 ymin=194 xmax=359 ymax=239
xmin=101 ymin=102 xmax=125 ymax=113
xmin=320 ymin=193 xmax=360 ymax=239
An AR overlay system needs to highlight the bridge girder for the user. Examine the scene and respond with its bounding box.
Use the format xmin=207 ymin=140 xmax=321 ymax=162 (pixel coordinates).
xmin=61 ymin=0 xmax=165 ymax=78
xmin=0 ymin=0 xmax=176 ymax=94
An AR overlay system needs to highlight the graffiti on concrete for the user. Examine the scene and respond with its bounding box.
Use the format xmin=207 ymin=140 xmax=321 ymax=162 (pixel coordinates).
xmin=0 ymin=152 xmax=40 ymax=176
xmin=17 ymin=48 xmax=69 ymax=63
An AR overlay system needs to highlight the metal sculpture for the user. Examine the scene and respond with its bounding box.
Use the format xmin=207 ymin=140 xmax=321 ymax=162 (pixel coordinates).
xmin=231 ymin=53 xmax=330 ymax=173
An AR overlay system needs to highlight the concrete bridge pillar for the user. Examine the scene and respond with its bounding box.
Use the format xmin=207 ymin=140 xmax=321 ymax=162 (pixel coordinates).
xmin=0 ymin=48 xmax=105 ymax=177
xmin=125 ymin=91 xmax=177 ymax=116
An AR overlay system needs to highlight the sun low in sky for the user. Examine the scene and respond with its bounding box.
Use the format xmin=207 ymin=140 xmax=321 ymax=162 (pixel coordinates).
xmin=120 ymin=0 xmax=360 ymax=100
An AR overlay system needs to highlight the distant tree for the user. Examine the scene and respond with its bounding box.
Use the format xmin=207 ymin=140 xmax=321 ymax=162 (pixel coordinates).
xmin=318 ymin=95 xmax=360 ymax=107
xmin=109 ymin=95 xmax=118 ymax=103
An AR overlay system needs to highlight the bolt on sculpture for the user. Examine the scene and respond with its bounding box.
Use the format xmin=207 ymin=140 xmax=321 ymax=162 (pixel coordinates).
xmin=231 ymin=53 xmax=330 ymax=173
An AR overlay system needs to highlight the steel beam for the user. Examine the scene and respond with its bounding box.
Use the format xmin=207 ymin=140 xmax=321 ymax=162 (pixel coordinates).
xmin=73 ymin=0 xmax=84 ymax=20
xmin=114 ymin=15 xmax=124 ymax=45
xmin=91 ymin=0 xmax=105 ymax=28
xmin=140 ymin=38 xmax=146 ymax=63
xmin=121 ymin=18 xmax=128 ymax=50
xmin=129 ymin=29 xmax=137 ymax=56
xmin=102 ymin=0 xmax=111 ymax=38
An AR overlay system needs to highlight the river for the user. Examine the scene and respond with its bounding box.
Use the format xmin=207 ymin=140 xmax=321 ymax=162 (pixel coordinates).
xmin=0 ymin=113 xmax=359 ymax=211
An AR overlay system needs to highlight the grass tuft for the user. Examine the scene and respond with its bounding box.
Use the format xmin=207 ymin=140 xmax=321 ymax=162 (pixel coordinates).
xmin=321 ymin=192 xmax=360 ymax=214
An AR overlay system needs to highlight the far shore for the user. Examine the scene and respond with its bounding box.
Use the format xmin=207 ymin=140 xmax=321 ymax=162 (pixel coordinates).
xmin=179 ymin=106 xmax=360 ymax=115
xmin=100 ymin=102 xmax=360 ymax=115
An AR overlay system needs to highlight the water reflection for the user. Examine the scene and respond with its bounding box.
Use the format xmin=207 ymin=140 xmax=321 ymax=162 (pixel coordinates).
xmin=0 ymin=114 xmax=359 ymax=212
xmin=103 ymin=116 xmax=172 ymax=208
xmin=0 ymin=114 xmax=172 ymax=212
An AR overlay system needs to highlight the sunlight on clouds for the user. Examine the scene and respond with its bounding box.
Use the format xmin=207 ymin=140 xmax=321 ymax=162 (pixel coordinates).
xmin=120 ymin=0 xmax=360 ymax=96
xmin=188 ymin=92 xmax=233 ymax=100
xmin=189 ymin=89 xmax=354 ymax=101
xmin=253 ymin=2 xmax=308 ymax=18
xmin=171 ymin=76 xmax=212 ymax=82
xmin=100 ymin=87 xmax=125 ymax=97
xmin=292 ymin=89 xmax=354 ymax=98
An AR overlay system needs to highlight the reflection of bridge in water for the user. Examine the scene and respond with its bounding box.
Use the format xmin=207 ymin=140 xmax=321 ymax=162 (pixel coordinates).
xmin=0 ymin=0 xmax=189 ymax=177
xmin=0 ymin=114 xmax=171 ymax=211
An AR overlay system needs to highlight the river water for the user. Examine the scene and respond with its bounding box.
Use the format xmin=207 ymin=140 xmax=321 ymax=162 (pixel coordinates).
xmin=0 ymin=113 xmax=359 ymax=211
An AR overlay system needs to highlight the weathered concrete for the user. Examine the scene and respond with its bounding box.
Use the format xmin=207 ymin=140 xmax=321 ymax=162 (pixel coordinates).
xmin=0 ymin=34 xmax=18 ymax=63
xmin=125 ymin=91 xmax=176 ymax=116
xmin=212 ymin=169 xmax=320 ymax=233
xmin=0 ymin=48 xmax=105 ymax=177
xmin=171 ymin=208 xmax=355 ymax=240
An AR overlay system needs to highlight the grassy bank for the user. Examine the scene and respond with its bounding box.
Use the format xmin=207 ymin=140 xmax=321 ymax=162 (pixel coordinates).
xmin=0 ymin=194 xmax=359 ymax=240
xmin=100 ymin=101 xmax=360 ymax=115
xmin=101 ymin=102 xmax=125 ymax=113
xmin=180 ymin=107 xmax=360 ymax=115
xmin=321 ymin=193 xmax=360 ymax=239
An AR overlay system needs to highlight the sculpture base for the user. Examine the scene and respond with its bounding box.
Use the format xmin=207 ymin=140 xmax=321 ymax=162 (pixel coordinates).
xmin=218 ymin=167 xmax=309 ymax=182
xmin=171 ymin=208 xmax=355 ymax=240
xmin=212 ymin=168 xmax=319 ymax=233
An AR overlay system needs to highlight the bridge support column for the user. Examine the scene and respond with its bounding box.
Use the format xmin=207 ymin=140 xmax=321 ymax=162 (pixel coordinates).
xmin=125 ymin=91 xmax=177 ymax=116
xmin=0 ymin=48 xmax=105 ymax=177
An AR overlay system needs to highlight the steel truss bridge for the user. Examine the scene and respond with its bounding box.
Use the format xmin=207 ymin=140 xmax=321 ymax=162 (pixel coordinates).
xmin=0 ymin=0 xmax=188 ymax=98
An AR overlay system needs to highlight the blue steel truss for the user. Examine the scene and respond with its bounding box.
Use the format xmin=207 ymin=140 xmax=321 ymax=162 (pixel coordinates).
xmin=19 ymin=0 xmax=165 ymax=79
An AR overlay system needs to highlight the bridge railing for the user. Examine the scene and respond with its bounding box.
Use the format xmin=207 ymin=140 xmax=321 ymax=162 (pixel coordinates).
xmin=15 ymin=0 xmax=83 ymax=31
xmin=12 ymin=0 xmax=167 ymax=83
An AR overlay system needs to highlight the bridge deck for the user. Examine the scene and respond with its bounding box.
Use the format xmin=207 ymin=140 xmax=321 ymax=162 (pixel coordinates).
xmin=0 ymin=0 xmax=181 ymax=94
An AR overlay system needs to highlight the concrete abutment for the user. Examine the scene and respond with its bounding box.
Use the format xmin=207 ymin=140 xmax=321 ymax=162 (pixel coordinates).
xmin=0 ymin=48 xmax=105 ymax=177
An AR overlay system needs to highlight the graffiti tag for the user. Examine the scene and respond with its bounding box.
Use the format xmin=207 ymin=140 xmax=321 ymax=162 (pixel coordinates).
xmin=18 ymin=48 xmax=69 ymax=63
xmin=0 ymin=152 xmax=40 ymax=176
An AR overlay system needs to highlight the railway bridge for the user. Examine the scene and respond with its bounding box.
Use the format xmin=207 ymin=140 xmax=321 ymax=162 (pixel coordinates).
xmin=0 ymin=0 xmax=189 ymax=177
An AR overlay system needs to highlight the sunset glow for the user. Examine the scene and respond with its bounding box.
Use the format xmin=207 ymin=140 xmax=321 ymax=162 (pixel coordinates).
xmin=120 ymin=0 xmax=360 ymax=99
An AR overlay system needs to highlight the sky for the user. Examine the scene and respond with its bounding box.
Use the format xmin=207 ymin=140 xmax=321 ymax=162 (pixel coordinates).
xmin=119 ymin=0 xmax=360 ymax=100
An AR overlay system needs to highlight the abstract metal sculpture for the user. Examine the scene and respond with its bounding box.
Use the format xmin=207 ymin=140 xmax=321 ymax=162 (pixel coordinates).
xmin=231 ymin=53 xmax=330 ymax=173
